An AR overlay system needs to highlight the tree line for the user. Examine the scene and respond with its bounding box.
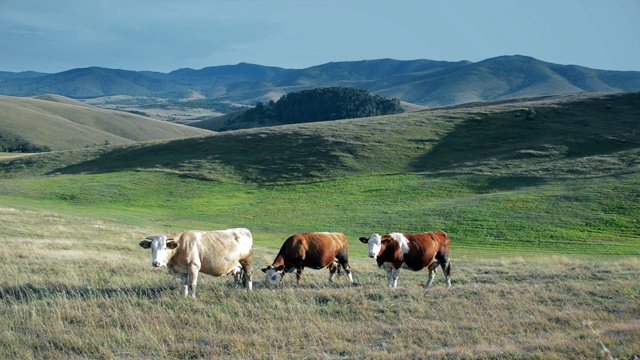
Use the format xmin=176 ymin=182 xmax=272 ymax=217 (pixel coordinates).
xmin=0 ymin=136 xmax=51 ymax=153
xmin=238 ymin=87 xmax=404 ymax=125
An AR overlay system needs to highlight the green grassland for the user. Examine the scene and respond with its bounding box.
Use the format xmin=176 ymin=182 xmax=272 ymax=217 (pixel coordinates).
xmin=0 ymin=92 xmax=638 ymax=358
xmin=1 ymin=91 xmax=638 ymax=255
xmin=1 ymin=170 xmax=638 ymax=256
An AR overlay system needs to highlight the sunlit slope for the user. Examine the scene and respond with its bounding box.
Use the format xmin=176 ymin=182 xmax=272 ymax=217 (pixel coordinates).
xmin=1 ymin=92 xmax=638 ymax=255
xmin=0 ymin=95 xmax=213 ymax=151
xmin=1 ymin=92 xmax=638 ymax=183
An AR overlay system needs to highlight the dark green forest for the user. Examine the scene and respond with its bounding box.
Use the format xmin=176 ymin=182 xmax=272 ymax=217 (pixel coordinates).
xmin=238 ymin=87 xmax=404 ymax=125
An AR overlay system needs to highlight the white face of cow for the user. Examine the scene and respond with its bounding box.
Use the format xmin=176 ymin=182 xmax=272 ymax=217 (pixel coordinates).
xmin=264 ymin=266 xmax=284 ymax=285
xmin=139 ymin=235 xmax=174 ymax=267
xmin=366 ymin=234 xmax=383 ymax=259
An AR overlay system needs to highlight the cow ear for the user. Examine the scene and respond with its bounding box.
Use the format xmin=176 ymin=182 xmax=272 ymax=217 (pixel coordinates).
xmin=381 ymin=239 xmax=393 ymax=245
xmin=139 ymin=240 xmax=151 ymax=249
xmin=261 ymin=267 xmax=269 ymax=273
xmin=359 ymin=237 xmax=369 ymax=243
xmin=166 ymin=240 xmax=179 ymax=249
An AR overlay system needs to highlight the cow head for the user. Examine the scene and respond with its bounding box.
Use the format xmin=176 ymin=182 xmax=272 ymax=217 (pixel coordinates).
xmin=138 ymin=235 xmax=179 ymax=267
xmin=261 ymin=265 xmax=286 ymax=285
xmin=359 ymin=234 xmax=392 ymax=259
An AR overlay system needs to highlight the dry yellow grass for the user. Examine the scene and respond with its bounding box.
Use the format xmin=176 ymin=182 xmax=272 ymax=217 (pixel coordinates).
xmin=0 ymin=206 xmax=638 ymax=359
xmin=0 ymin=95 xmax=213 ymax=151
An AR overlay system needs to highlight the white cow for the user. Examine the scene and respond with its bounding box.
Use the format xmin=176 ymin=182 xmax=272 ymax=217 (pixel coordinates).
xmin=139 ymin=228 xmax=254 ymax=296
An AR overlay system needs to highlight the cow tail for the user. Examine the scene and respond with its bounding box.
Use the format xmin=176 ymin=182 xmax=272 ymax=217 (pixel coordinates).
xmin=445 ymin=259 xmax=451 ymax=278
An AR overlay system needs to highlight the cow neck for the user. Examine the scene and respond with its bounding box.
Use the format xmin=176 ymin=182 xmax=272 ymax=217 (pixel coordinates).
xmin=165 ymin=238 xmax=183 ymax=266
xmin=271 ymin=255 xmax=286 ymax=269
xmin=378 ymin=240 xmax=401 ymax=264
xmin=390 ymin=240 xmax=403 ymax=259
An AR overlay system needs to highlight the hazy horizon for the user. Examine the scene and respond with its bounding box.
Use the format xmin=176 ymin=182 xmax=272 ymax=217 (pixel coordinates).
xmin=1 ymin=0 xmax=639 ymax=73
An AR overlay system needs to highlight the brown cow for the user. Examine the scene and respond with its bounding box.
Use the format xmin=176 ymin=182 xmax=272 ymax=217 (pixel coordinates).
xmin=262 ymin=232 xmax=354 ymax=286
xmin=139 ymin=228 xmax=254 ymax=297
xmin=359 ymin=231 xmax=451 ymax=288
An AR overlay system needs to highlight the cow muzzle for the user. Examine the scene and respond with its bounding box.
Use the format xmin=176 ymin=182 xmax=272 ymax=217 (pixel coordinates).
xmin=152 ymin=261 xmax=164 ymax=267
xmin=368 ymin=253 xmax=377 ymax=259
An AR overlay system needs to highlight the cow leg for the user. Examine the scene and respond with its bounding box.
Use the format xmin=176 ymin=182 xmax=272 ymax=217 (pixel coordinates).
xmin=239 ymin=258 xmax=253 ymax=291
xmin=229 ymin=267 xmax=242 ymax=288
xmin=329 ymin=261 xmax=338 ymax=282
xmin=175 ymin=274 xmax=189 ymax=296
xmin=442 ymin=260 xmax=452 ymax=288
xmin=187 ymin=264 xmax=200 ymax=298
xmin=336 ymin=255 xmax=354 ymax=283
xmin=435 ymin=252 xmax=452 ymax=288
xmin=391 ymin=268 xmax=400 ymax=288
xmin=385 ymin=269 xmax=393 ymax=287
xmin=425 ymin=268 xmax=437 ymax=288
xmin=295 ymin=267 xmax=304 ymax=285
xmin=386 ymin=268 xmax=400 ymax=288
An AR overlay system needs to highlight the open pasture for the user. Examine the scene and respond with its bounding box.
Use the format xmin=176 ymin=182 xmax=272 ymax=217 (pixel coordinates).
xmin=1 ymin=170 xmax=638 ymax=256
xmin=0 ymin=204 xmax=638 ymax=359
xmin=1 ymin=92 xmax=639 ymax=358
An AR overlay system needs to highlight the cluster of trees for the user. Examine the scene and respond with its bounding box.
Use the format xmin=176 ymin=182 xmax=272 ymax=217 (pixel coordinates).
xmin=1 ymin=143 xmax=51 ymax=153
xmin=239 ymin=87 xmax=404 ymax=125
xmin=0 ymin=137 xmax=51 ymax=153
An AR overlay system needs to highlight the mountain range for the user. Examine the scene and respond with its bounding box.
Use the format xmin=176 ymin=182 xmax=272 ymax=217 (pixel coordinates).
xmin=1 ymin=55 xmax=639 ymax=107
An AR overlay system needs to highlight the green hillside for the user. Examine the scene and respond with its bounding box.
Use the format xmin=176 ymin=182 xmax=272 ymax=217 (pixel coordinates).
xmin=0 ymin=92 xmax=638 ymax=255
xmin=0 ymin=95 xmax=213 ymax=151
xmin=2 ymin=92 xmax=637 ymax=182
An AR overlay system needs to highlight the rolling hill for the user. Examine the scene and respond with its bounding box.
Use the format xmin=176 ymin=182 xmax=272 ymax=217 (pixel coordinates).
xmin=0 ymin=95 xmax=213 ymax=151
xmin=1 ymin=91 xmax=638 ymax=184
xmin=0 ymin=91 xmax=638 ymax=255
xmin=1 ymin=56 xmax=639 ymax=107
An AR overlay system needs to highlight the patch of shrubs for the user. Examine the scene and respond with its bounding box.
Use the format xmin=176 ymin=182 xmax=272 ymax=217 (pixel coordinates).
xmin=0 ymin=138 xmax=51 ymax=153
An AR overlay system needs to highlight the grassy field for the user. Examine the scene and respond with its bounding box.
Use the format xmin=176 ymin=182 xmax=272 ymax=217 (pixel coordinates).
xmin=0 ymin=170 xmax=639 ymax=255
xmin=0 ymin=92 xmax=638 ymax=358
xmin=0 ymin=205 xmax=638 ymax=359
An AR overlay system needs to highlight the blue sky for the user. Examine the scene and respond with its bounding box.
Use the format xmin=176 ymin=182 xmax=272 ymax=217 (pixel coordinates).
xmin=1 ymin=0 xmax=638 ymax=73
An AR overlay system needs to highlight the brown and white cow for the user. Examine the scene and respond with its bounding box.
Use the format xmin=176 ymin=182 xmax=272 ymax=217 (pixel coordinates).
xmin=359 ymin=231 xmax=451 ymax=288
xmin=262 ymin=232 xmax=354 ymax=286
xmin=139 ymin=228 xmax=254 ymax=296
